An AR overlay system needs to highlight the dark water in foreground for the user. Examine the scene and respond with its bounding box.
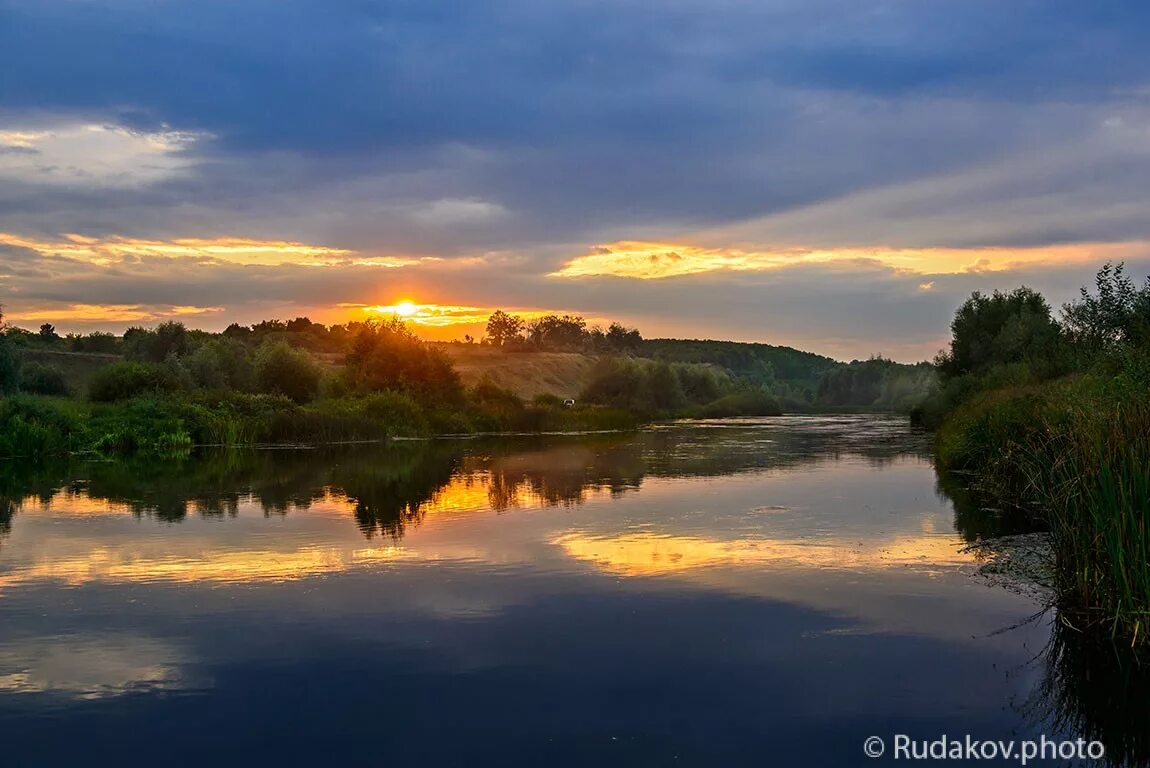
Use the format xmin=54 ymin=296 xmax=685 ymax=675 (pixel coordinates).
xmin=0 ymin=415 xmax=1144 ymax=766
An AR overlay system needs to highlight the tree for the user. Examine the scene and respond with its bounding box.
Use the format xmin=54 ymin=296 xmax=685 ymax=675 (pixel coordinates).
xmin=124 ymin=321 xmax=190 ymax=362
xmin=1062 ymin=262 xmax=1150 ymax=352
xmin=187 ymin=338 xmax=256 ymax=391
xmin=0 ymin=337 xmax=17 ymax=395
xmin=343 ymin=318 xmax=461 ymax=403
xmin=527 ymin=314 xmax=587 ymax=349
xmin=19 ymin=362 xmax=69 ymax=396
xmin=70 ymin=331 xmax=119 ymax=354
xmin=605 ymin=322 xmax=642 ymax=351
xmin=935 ymin=287 xmax=1063 ymax=381
xmin=88 ymin=362 xmax=182 ymax=402
xmin=0 ymin=305 xmax=16 ymax=394
xmin=485 ymin=311 xmax=524 ymax=347
xmin=38 ymin=323 xmax=61 ymax=344
xmin=254 ymin=341 xmax=321 ymax=403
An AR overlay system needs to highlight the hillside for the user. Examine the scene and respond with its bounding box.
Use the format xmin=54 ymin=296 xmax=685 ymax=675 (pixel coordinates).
xmin=436 ymin=344 xmax=597 ymax=400
xmin=19 ymin=348 xmax=120 ymax=393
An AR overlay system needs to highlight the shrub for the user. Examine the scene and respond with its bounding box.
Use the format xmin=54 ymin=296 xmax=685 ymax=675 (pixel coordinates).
xmin=89 ymin=362 xmax=182 ymax=402
xmin=19 ymin=362 xmax=70 ymax=396
xmin=124 ymin=321 xmax=190 ymax=363
xmin=0 ymin=337 xmax=18 ymax=395
xmin=254 ymin=341 xmax=322 ymax=403
xmin=356 ymin=391 xmax=428 ymax=436
xmin=0 ymin=396 xmax=87 ymax=459
xmin=186 ymin=338 xmax=255 ymax=391
xmin=343 ymin=318 xmax=462 ymax=403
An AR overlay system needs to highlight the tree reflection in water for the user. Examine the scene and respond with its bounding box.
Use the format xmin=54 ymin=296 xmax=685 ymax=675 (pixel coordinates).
xmin=0 ymin=416 xmax=932 ymax=550
xmin=1029 ymin=620 xmax=1150 ymax=768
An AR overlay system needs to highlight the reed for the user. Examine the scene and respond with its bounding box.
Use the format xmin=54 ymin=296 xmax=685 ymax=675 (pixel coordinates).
xmin=936 ymin=379 xmax=1150 ymax=641
xmin=1022 ymin=402 xmax=1150 ymax=640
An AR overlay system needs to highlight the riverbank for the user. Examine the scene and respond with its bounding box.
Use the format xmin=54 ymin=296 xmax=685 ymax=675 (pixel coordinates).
xmin=930 ymin=375 xmax=1150 ymax=640
xmin=0 ymin=390 xmax=647 ymax=460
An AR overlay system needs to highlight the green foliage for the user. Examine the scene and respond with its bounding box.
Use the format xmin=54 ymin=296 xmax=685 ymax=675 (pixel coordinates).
xmin=639 ymin=338 xmax=839 ymax=408
xmin=581 ymin=357 xmax=779 ymax=418
xmin=254 ymin=341 xmax=322 ymax=403
xmin=187 ymin=338 xmax=256 ymax=391
xmin=1062 ymin=262 xmax=1150 ymax=355
xmin=124 ymin=321 xmax=190 ymax=362
xmin=343 ymin=318 xmax=462 ymax=403
xmin=926 ymin=264 xmax=1150 ymax=643
xmin=0 ymin=336 xmax=18 ymax=395
xmin=693 ymin=389 xmax=782 ymax=418
xmin=69 ymin=331 xmax=120 ymax=354
xmin=935 ymin=378 xmax=1150 ymax=640
xmin=0 ymin=396 xmax=87 ymax=459
xmin=936 ymin=286 xmax=1064 ymax=381
xmin=18 ymin=362 xmax=70 ymax=396
xmin=89 ymin=361 xmax=183 ymax=402
xmin=817 ymin=357 xmax=936 ymax=411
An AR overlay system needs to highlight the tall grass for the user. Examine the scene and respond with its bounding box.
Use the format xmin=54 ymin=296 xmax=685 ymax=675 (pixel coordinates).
xmin=1022 ymin=403 xmax=1150 ymax=641
xmin=936 ymin=378 xmax=1150 ymax=641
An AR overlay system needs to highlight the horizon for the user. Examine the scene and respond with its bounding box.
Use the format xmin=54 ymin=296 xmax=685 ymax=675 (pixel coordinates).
xmin=3 ymin=1 xmax=1150 ymax=362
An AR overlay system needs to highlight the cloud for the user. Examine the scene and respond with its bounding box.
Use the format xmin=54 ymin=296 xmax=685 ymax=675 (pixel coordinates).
xmin=553 ymin=240 xmax=1150 ymax=279
xmin=0 ymin=123 xmax=203 ymax=187
xmin=6 ymin=303 xmax=224 ymax=323
xmin=1 ymin=0 xmax=1149 ymax=357
xmin=0 ymin=633 xmax=195 ymax=699
xmin=0 ymin=232 xmax=414 ymax=267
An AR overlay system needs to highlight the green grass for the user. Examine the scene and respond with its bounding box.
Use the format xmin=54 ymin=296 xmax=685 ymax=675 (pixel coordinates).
xmin=0 ymin=383 xmax=643 ymax=462
xmin=934 ymin=376 xmax=1150 ymax=641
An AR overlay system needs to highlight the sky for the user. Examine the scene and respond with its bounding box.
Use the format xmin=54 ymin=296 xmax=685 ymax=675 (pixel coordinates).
xmin=2 ymin=0 xmax=1149 ymax=361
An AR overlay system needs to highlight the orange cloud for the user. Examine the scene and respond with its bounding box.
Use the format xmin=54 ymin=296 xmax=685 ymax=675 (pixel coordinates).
xmin=6 ymin=304 xmax=224 ymax=323
xmin=0 ymin=232 xmax=423 ymax=268
xmin=553 ymin=239 xmax=1150 ymax=279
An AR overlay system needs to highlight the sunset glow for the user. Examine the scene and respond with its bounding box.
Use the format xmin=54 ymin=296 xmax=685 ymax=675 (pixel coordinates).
xmin=553 ymin=240 xmax=1150 ymax=280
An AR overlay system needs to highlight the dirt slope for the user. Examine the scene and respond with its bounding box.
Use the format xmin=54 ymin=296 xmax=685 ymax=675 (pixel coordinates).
xmin=436 ymin=345 xmax=598 ymax=400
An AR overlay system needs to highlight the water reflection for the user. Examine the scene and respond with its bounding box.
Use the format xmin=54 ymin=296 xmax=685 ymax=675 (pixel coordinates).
xmin=0 ymin=418 xmax=926 ymax=540
xmin=1030 ymin=621 xmax=1150 ymax=768
xmin=0 ymin=415 xmax=1136 ymax=766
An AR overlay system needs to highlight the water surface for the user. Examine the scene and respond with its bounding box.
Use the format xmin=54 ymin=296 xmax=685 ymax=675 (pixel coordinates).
xmin=0 ymin=415 xmax=1131 ymax=766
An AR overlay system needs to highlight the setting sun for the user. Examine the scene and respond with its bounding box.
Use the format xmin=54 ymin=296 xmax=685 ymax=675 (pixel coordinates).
xmin=392 ymin=300 xmax=418 ymax=317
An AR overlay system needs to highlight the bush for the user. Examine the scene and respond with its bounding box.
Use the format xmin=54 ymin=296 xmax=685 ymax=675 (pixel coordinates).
xmin=89 ymin=362 xmax=183 ymax=402
xmin=124 ymin=321 xmax=190 ymax=363
xmin=356 ymin=391 xmax=428 ymax=436
xmin=0 ymin=337 xmax=18 ymax=395
xmin=343 ymin=318 xmax=462 ymax=403
xmin=88 ymin=398 xmax=193 ymax=456
xmin=19 ymin=362 xmax=70 ymax=396
xmin=254 ymin=341 xmax=322 ymax=403
xmin=69 ymin=331 xmax=120 ymax=354
xmin=0 ymin=396 xmax=87 ymax=459
xmin=186 ymin=338 xmax=255 ymax=391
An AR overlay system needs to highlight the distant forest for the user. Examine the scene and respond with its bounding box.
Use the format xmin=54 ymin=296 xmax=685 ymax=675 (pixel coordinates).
xmin=0 ymin=310 xmax=936 ymax=416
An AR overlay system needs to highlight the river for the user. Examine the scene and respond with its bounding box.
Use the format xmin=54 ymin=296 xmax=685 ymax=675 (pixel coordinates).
xmin=0 ymin=415 xmax=1143 ymax=766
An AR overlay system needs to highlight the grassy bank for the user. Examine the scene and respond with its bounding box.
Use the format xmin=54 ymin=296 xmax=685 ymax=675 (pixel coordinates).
xmin=934 ymin=376 xmax=1150 ymax=640
xmin=0 ymin=389 xmax=642 ymax=461
xmin=923 ymin=265 xmax=1150 ymax=642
